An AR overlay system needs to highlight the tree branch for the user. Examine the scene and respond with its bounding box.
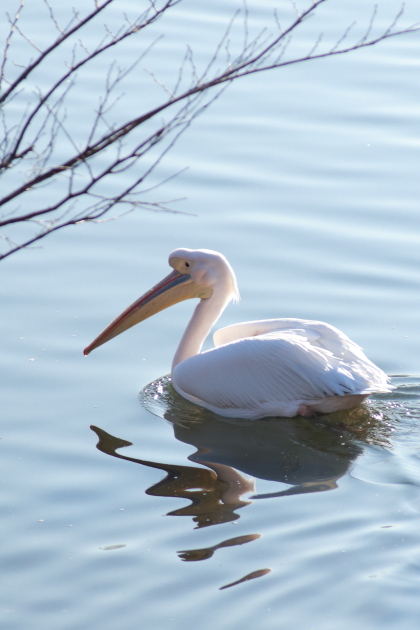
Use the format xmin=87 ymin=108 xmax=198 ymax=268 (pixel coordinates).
xmin=1 ymin=0 xmax=418 ymax=260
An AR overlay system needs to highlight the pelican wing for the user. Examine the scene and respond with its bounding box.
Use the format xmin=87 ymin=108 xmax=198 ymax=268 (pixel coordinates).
xmin=173 ymin=320 xmax=391 ymax=419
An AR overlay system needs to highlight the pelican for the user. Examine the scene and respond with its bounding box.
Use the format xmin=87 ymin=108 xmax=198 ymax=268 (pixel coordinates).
xmin=84 ymin=248 xmax=392 ymax=419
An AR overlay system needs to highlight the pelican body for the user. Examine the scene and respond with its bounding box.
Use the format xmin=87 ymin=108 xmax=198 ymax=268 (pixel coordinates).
xmin=84 ymin=248 xmax=391 ymax=419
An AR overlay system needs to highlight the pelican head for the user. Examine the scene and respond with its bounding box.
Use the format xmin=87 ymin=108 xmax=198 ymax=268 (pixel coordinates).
xmin=83 ymin=248 xmax=239 ymax=356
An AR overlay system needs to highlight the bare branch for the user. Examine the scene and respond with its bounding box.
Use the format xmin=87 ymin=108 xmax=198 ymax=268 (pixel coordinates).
xmin=1 ymin=0 xmax=419 ymax=260
xmin=0 ymin=0 xmax=25 ymax=92
xmin=42 ymin=0 xmax=65 ymax=35
xmin=0 ymin=7 xmax=170 ymax=173
xmin=0 ymin=0 xmax=116 ymax=105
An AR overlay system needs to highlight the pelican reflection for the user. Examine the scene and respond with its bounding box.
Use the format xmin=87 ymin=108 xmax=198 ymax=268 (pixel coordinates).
xmin=91 ymin=425 xmax=253 ymax=527
xmin=90 ymin=375 xmax=389 ymax=531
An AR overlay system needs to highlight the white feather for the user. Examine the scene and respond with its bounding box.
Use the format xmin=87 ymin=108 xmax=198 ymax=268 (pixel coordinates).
xmin=173 ymin=318 xmax=391 ymax=419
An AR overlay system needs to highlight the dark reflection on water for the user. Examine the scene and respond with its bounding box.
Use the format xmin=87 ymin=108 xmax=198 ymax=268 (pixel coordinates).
xmin=219 ymin=568 xmax=272 ymax=591
xmin=91 ymin=376 xmax=420 ymax=592
xmin=90 ymin=424 xmax=246 ymax=527
xmin=91 ymin=376 xmax=403 ymax=530
xmin=177 ymin=533 xmax=261 ymax=562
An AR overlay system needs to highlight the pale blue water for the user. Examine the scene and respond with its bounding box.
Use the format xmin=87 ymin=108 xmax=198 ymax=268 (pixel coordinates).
xmin=1 ymin=1 xmax=420 ymax=628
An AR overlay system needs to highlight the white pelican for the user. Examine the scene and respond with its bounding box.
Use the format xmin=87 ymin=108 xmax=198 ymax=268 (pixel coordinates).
xmin=84 ymin=248 xmax=392 ymax=419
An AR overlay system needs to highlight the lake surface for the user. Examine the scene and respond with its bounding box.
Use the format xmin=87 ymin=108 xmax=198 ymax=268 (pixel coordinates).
xmin=1 ymin=1 xmax=420 ymax=628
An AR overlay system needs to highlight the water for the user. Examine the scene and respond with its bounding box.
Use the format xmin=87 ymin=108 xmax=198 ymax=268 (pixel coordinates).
xmin=1 ymin=0 xmax=420 ymax=628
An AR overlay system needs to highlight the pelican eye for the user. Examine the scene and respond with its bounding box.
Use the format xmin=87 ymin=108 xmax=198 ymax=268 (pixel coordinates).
xmin=185 ymin=262 xmax=190 ymax=268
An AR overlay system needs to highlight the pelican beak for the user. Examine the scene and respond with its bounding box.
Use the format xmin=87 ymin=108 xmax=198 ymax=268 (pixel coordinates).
xmin=83 ymin=270 xmax=211 ymax=355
